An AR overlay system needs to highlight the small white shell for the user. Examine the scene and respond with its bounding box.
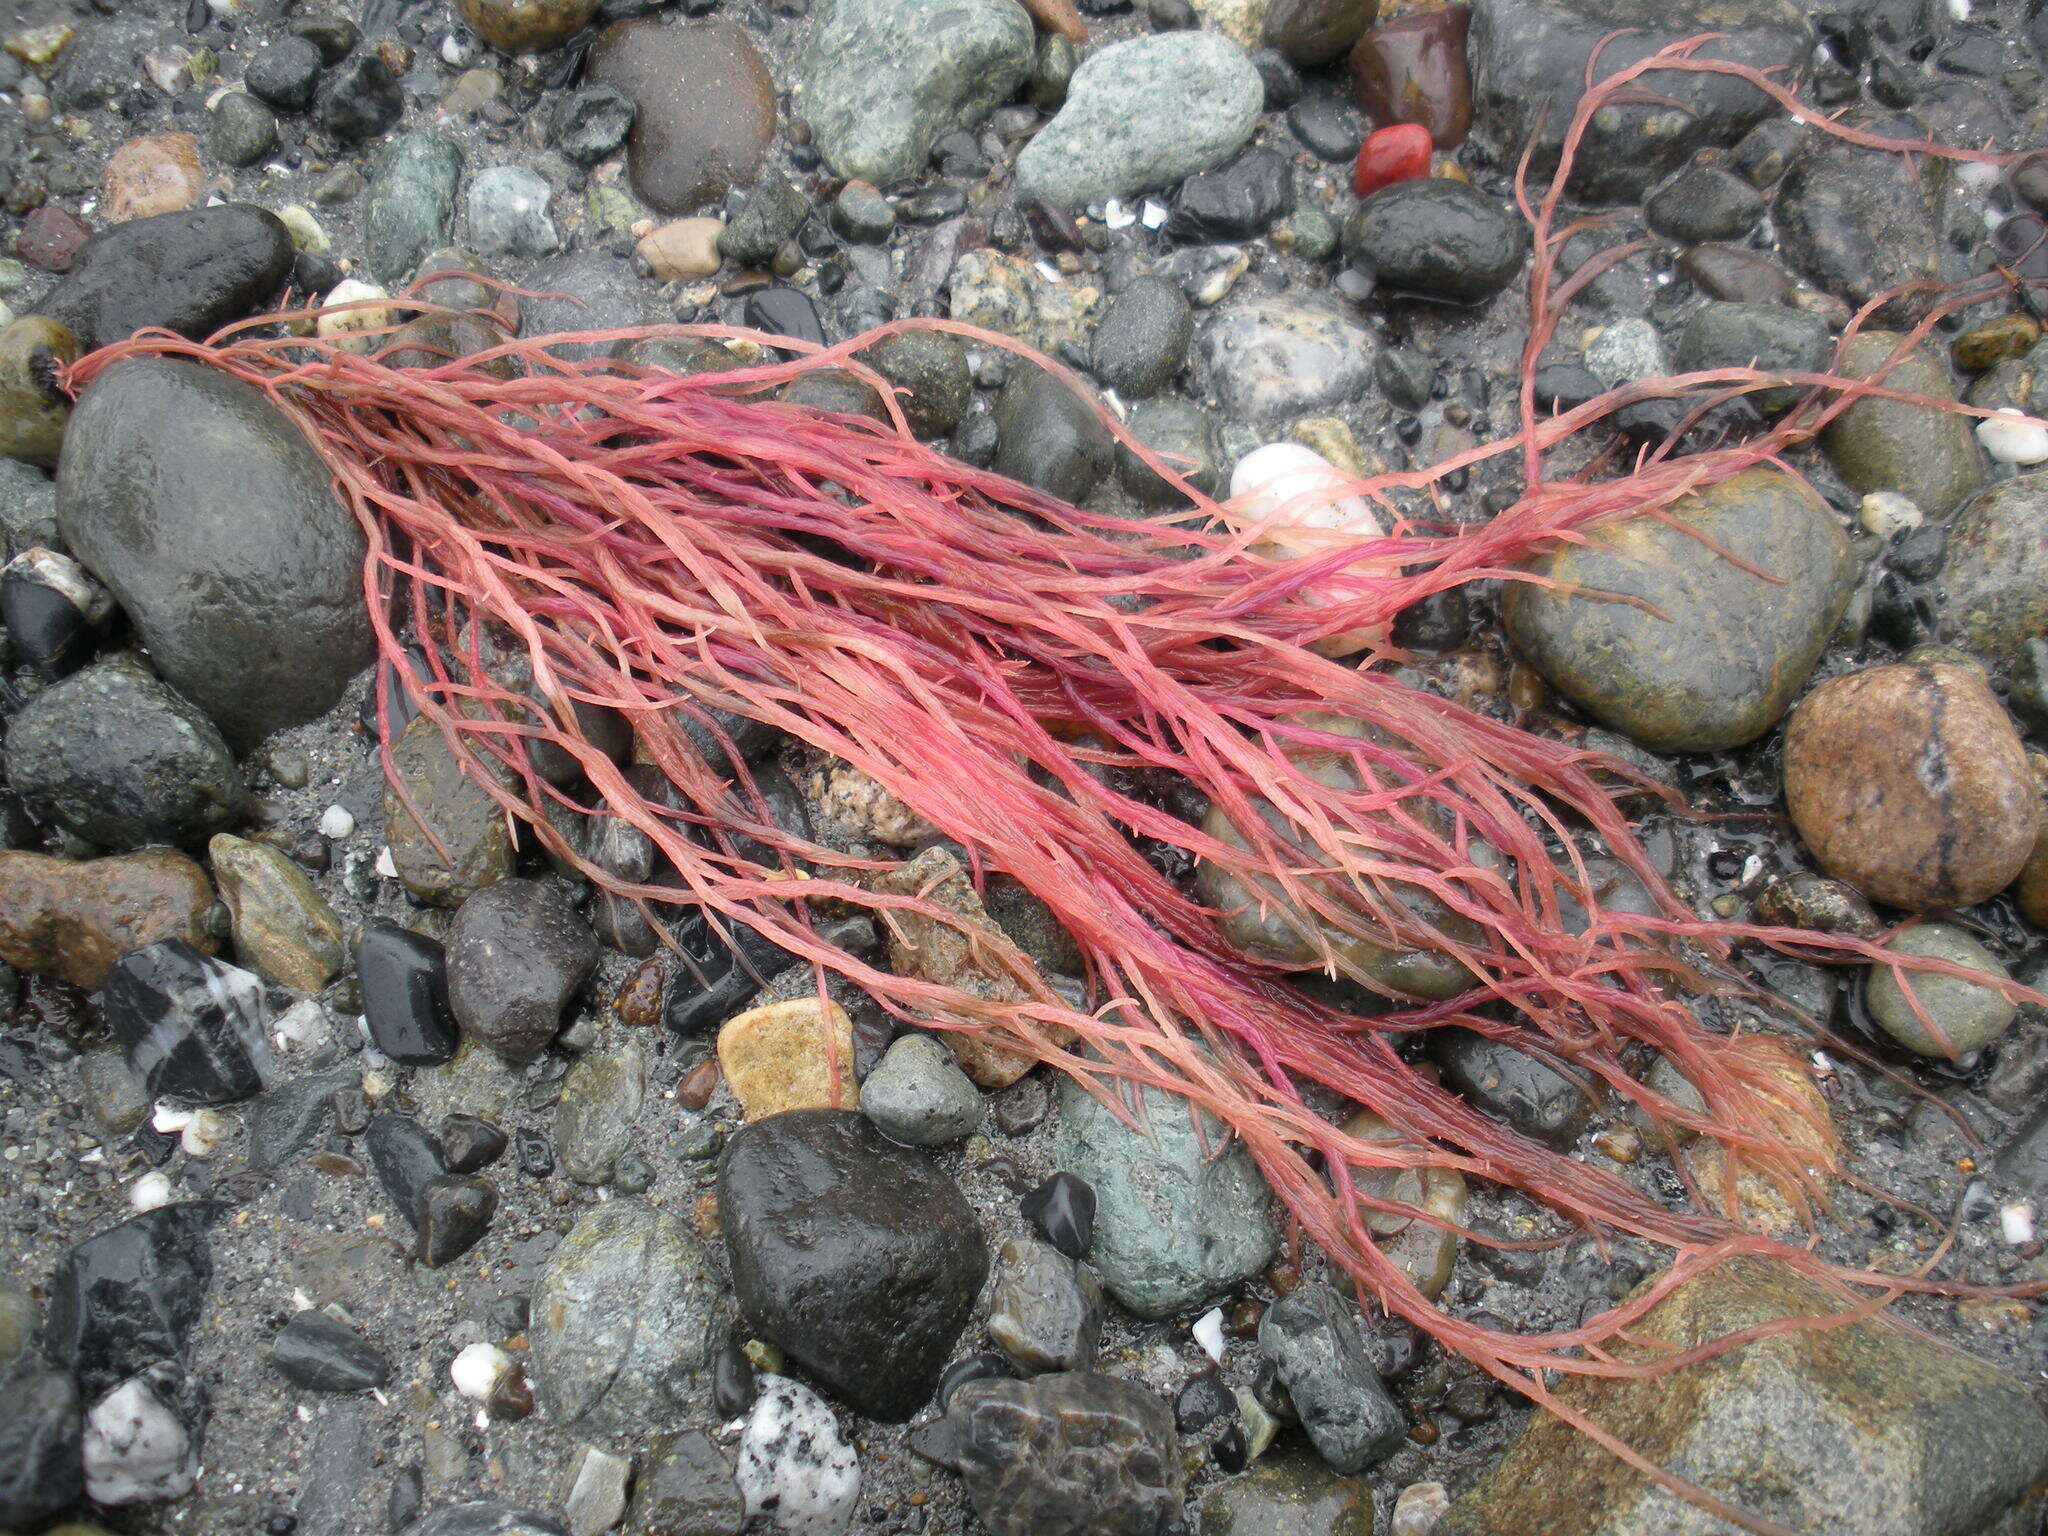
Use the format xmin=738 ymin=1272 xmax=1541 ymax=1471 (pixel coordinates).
xmin=1976 ymin=408 xmax=2048 ymax=466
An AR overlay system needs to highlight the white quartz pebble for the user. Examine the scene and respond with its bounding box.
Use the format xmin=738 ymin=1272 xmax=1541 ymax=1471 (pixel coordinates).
xmin=1392 ymin=1480 xmax=1451 ymax=1536
xmin=129 ymin=1171 xmax=174 ymax=1212
xmin=1191 ymin=1306 xmax=1226 ymax=1363
xmin=319 ymin=804 xmax=356 ymax=839
xmin=84 ymin=1373 xmax=199 ymax=1506
xmin=1976 ymin=408 xmax=2048 ymax=465
xmin=1229 ymin=442 xmax=1380 ymax=537
xmin=1858 ymin=490 xmax=1922 ymax=539
xmin=451 ymin=1342 xmax=512 ymax=1401
xmin=735 ymin=1375 xmax=860 ymax=1536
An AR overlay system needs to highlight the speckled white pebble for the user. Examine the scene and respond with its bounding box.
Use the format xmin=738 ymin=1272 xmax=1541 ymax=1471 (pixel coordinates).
xmin=1392 ymin=1480 xmax=1451 ymax=1536
xmin=735 ymin=1375 xmax=860 ymax=1536
xmin=1858 ymin=490 xmax=1923 ymax=538
xmin=451 ymin=1342 xmax=511 ymax=1400
xmin=319 ymin=805 xmax=356 ymax=839
xmin=83 ymin=1374 xmax=198 ymax=1506
xmin=1976 ymin=408 xmax=2048 ymax=465
xmin=150 ymin=1103 xmax=195 ymax=1135
xmin=1229 ymin=442 xmax=1379 ymax=536
xmin=129 ymin=1171 xmax=174 ymax=1212
xmin=316 ymin=280 xmax=393 ymax=347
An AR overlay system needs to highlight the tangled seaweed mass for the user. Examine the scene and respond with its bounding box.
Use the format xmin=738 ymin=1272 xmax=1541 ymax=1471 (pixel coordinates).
xmin=62 ymin=41 xmax=2048 ymax=1534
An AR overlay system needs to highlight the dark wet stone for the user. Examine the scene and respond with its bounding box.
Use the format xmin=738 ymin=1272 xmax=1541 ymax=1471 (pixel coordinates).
xmin=590 ymin=18 xmax=777 ymax=214
xmin=1503 ymin=467 xmax=1853 ymax=752
xmin=529 ymin=1201 xmax=722 ymax=1435
xmin=938 ymin=1354 xmax=1014 ymax=1414
xmin=1467 ymin=0 xmax=1811 ymax=202
xmin=1264 ymin=0 xmax=1379 ymax=66
xmin=440 ymin=1114 xmax=508 ymax=1174
xmin=720 ymin=173 xmax=811 ymax=268
xmin=246 ymin=35 xmax=324 ymax=113
xmin=102 ymin=940 xmax=271 ymax=1106
xmin=1198 ymin=1453 xmax=1375 ymax=1535
xmin=35 ymin=205 xmax=294 ymax=351
xmin=57 ymin=358 xmax=374 ymax=750
xmin=44 ymin=1202 xmax=218 ymax=1399
xmin=365 ymin=133 xmax=465 ymax=286
xmin=1021 ymin=1170 xmax=1095 ymax=1260
xmin=718 ymin=1109 xmax=988 ymax=1422
xmin=550 ymin=83 xmax=635 ymax=165
xmin=383 ymin=719 xmax=517 ymax=908
xmin=1429 ymin=1027 xmax=1597 ymax=1145
xmin=363 ymin=1113 xmax=448 ymax=1230
xmin=660 ymin=906 xmax=792 ymax=1034
xmin=1644 ymin=163 xmax=1766 ymax=243
xmin=1 ymin=557 xmax=96 ymax=678
xmin=0 ymin=1364 xmax=82 ymax=1532
xmin=1177 ymin=1369 xmax=1233 ymax=1434
xmin=1348 ymin=3 xmax=1472 ymax=146
xmin=1116 ymin=398 xmax=1221 ymax=507
xmin=246 ymin=1065 xmax=358 ymax=1175
xmin=446 ymin=879 xmax=597 ymax=1064
xmin=269 ymin=1310 xmax=391 ymax=1393
xmin=398 ymin=1506 xmax=568 ymax=1536
xmin=1774 ymin=110 xmax=1942 ymax=327
xmin=1674 ymin=301 xmax=1832 ymax=416
xmin=743 ymin=286 xmax=826 ymax=353
xmin=316 ymin=55 xmax=402 ymax=143
xmin=1939 ymin=473 xmax=2048 ymax=669
xmin=993 ymin=365 xmax=1113 ymax=503
xmin=209 ymin=93 xmax=279 ymax=167
xmin=1677 ymin=243 xmax=1796 ymax=305
xmin=1259 ymin=1284 xmax=1402 ymax=1473
xmin=357 ymin=922 xmax=458 ymax=1068
xmin=1287 ymin=96 xmax=1365 ymax=162
xmin=915 ymin=1372 xmax=1183 ymax=1536
xmin=1438 ymin=1257 xmax=2048 ymax=1536
xmin=1167 ymin=147 xmax=1295 ymax=244
xmin=866 ymin=330 xmax=972 ymax=436
xmin=292 ymin=15 xmax=360 ymax=63
xmin=629 ymin=1431 xmax=745 ymax=1536
xmin=1342 ymin=178 xmax=1527 ymax=304
xmin=1091 ymin=276 xmax=1192 ymax=399
xmin=988 ymin=1237 xmax=1103 ymax=1375
xmin=416 ymin=1174 xmax=497 ymax=1268
xmin=712 ymin=1337 xmax=757 ymax=1420
xmin=3 ymin=653 xmax=244 ymax=852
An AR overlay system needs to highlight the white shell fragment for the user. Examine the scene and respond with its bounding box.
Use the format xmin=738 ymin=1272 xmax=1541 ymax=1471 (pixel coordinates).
xmin=1858 ymin=490 xmax=1923 ymax=539
xmin=451 ymin=1342 xmax=512 ymax=1401
xmin=1192 ymin=1306 xmax=1227 ymax=1363
xmin=1976 ymin=408 xmax=2048 ymax=465
xmin=84 ymin=1374 xmax=199 ymax=1506
xmin=1229 ymin=442 xmax=1381 ymax=538
xmin=130 ymin=1171 xmax=175 ymax=1212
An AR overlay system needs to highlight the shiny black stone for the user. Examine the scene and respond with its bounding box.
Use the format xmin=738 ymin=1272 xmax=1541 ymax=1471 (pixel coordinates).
xmin=1249 ymin=47 xmax=1303 ymax=107
xmin=43 ymin=1202 xmax=219 ymax=1397
xmin=741 ymin=287 xmax=825 ymax=355
xmin=711 ymin=1336 xmax=757 ymax=1419
xmin=268 ymin=1309 xmax=391 ymax=1392
xmin=357 ymin=921 xmax=458 ymax=1067
xmin=358 ymin=643 xmax=432 ymax=743
xmin=1167 ymin=148 xmax=1295 ymax=243
xmin=415 ymin=1174 xmax=497 ymax=1268
xmin=0 ymin=1365 xmax=83 ymax=1531
xmin=1211 ymin=1418 xmax=1249 ymax=1472
xmin=936 ymin=1353 xmax=1011 ymax=1413
xmin=661 ymin=907 xmax=793 ymax=1035
xmin=363 ymin=1114 xmax=448 ymax=1228
xmin=101 ymin=940 xmax=272 ymax=1105
xmin=1019 ymin=1171 xmax=1094 ymax=1259
xmin=1 ymin=570 xmax=92 ymax=677
xmin=1532 ymin=362 xmax=1605 ymax=413
xmin=440 ymin=1114 xmax=508 ymax=1174
xmin=1287 ymin=96 xmax=1364 ymax=163
xmin=315 ymin=54 xmax=401 ymax=142
xmin=1428 ymin=1027 xmax=1597 ymax=1146
xmin=516 ymin=1129 xmax=554 ymax=1178
xmin=1174 ymin=1368 xmax=1233 ymax=1434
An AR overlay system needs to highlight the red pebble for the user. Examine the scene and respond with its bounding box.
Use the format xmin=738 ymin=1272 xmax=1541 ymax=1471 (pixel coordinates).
xmin=1352 ymin=122 xmax=1433 ymax=199
xmin=15 ymin=206 xmax=91 ymax=274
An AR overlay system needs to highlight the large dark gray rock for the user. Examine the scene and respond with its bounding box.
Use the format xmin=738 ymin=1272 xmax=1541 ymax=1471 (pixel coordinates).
xmin=1502 ymin=467 xmax=1855 ymax=752
xmin=55 ymin=359 xmax=374 ymax=751
xmin=1439 ymin=1257 xmax=2048 ymax=1536
xmin=1775 ymin=109 xmax=1943 ymax=328
xmin=1467 ymin=0 xmax=1812 ymax=203
xmin=4 ymin=654 xmax=244 ymax=851
xmin=0 ymin=1364 xmax=83 ymax=1532
xmin=1257 ymin=1284 xmax=1403 ymax=1474
xmin=445 ymin=878 xmax=597 ymax=1062
xmin=718 ymin=1109 xmax=988 ymax=1422
xmin=35 ymin=205 xmax=295 ymax=351
xmin=43 ymin=1203 xmax=219 ymax=1399
xmin=1940 ymin=473 xmax=2048 ymax=670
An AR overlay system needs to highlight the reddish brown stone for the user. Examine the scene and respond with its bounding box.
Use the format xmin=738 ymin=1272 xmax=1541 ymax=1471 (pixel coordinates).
xmin=15 ymin=205 xmax=91 ymax=273
xmin=0 ymin=849 xmax=218 ymax=990
xmin=676 ymin=1055 xmax=721 ymax=1111
xmin=1783 ymin=655 xmax=2038 ymax=911
xmin=590 ymin=18 xmax=776 ymax=215
xmin=100 ymin=133 xmax=205 ymax=224
xmin=613 ymin=956 xmax=665 ymax=1025
xmin=455 ymin=0 xmax=599 ymax=53
xmin=1678 ymin=244 xmax=1796 ymax=306
xmin=1348 ymin=4 xmax=1472 ymax=149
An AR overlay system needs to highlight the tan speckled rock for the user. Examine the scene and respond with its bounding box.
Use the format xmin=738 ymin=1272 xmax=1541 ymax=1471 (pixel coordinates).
xmin=208 ymin=833 xmax=345 ymax=992
xmin=100 ymin=134 xmax=204 ymax=224
xmin=1784 ymin=654 xmax=2037 ymax=911
xmin=455 ymin=0 xmax=600 ymax=53
xmin=0 ymin=848 xmax=216 ymax=989
xmin=636 ymin=216 xmax=725 ymax=281
xmin=383 ymin=714 xmax=515 ymax=907
xmin=717 ymin=998 xmax=859 ymax=1119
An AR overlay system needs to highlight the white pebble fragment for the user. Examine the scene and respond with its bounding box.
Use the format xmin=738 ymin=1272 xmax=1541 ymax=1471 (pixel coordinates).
xmin=1858 ymin=490 xmax=1923 ymax=539
xmin=84 ymin=1373 xmax=199 ymax=1506
xmin=2003 ymin=1201 xmax=2036 ymax=1245
xmin=451 ymin=1342 xmax=512 ymax=1401
xmin=1230 ymin=442 xmax=1379 ymax=537
xmin=179 ymin=1109 xmax=230 ymax=1159
xmin=130 ymin=1171 xmax=175 ymax=1212
xmin=151 ymin=1102 xmax=196 ymax=1136
xmin=1141 ymin=197 xmax=1169 ymax=230
xmin=1192 ymin=1307 xmax=1227 ymax=1363
xmin=1102 ymin=198 xmax=1136 ymax=230
xmin=376 ymin=845 xmax=399 ymax=879
xmin=1392 ymin=1480 xmax=1451 ymax=1536
xmin=1976 ymin=408 xmax=2048 ymax=466
xmin=735 ymin=1375 xmax=860 ymax=1536
xmin=319 ymin=805 xmax=356 ymax=839
xmin=272 ymin=997 xmax=332 ymax=1051
xmin=316 ymin=279 xmax=394 ymax=350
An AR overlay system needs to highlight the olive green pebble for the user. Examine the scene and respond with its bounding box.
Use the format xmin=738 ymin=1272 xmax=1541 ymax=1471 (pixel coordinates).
xmin=1864 ymin=922 xmax=2016 ymax=1058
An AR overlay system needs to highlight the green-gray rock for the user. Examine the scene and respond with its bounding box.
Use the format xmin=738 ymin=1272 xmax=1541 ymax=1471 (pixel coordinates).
xmin=366 ymin=131 xmax=464 ymax=285
xmin=1117 ymin=398 xmax=1221 ymax=508
xmin=1864 ymin=922 xmax=2016 ymax=1058
xmin=860 ymin=1032 xmax=986 ymax=1146
xmin=208 ymin=92 xmax=278 ymax=168
xmin=799 ymin=0 xmax=1035 ymax=185
xmin=993 ymin=365 xmax=1113 ymax=504
xmin=1438 ymin=1256 xmax=2048 ymax=1536
xmin=1054 ymin=1074 xmax=1278 ymax=1319
xmin=4 ymin=654 xmax=243 ymax=851
xmin=556 ymin=1044 xmax=646 ymax=1184
xmin=1199 ymin=1454 xmax=1374 ymax=1536
xmin=1939 ymin=472 xmax=2048 ymax=670
xmin=529 ymin=1201 xmax=722 ymax=1435
xmin=1818 ymin=331 xmax=1985 ymax=518
xmin=1966 ymin=338 xmax=2048 ymax=418
xmin=1016 ymin=32 xmax=1264 ymax=210
xmin=629 ymin=1431 xmax=746 ymax=1536
xmin=383 ymin=714 xmax=516 ymax=907
xmin=1674 ymin=302 xmax=1832 ymax=416
xmin=865 ymin=329 xmax=972 ymax=437
xmin=56 ymin=358 xmax=375 ymax=750
xmin=0 ymin=459 xmax=59 ymax=554
xmin=1503 ymin=467 xmax=1854 ymax=752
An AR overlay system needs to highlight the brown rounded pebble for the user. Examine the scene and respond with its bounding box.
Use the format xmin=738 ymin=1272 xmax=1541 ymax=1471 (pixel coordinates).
xmin=1783 ymin=654 xmax=2038 ymax=910
xmin=100 ymin=134 xmax=204 ymax=224
xmin=613 ymin=956 xmax=664 ymax=1025
xmin=456 ymin=0 xmax=600 ymax=53
xmin=636 ymin=216 xmax=725 ymax=281
xmin=0 ymin=848 xmax=217 ymax=990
